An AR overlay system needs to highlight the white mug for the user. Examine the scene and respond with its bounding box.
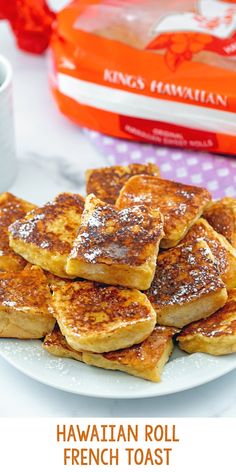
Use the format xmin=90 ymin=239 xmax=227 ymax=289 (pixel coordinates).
xmin=0 ymin=55 xmax=17 ymax=191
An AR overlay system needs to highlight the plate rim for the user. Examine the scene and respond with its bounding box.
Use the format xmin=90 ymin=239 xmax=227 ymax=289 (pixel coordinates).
xmin=1 ymin=341 xmax=236 ymax=399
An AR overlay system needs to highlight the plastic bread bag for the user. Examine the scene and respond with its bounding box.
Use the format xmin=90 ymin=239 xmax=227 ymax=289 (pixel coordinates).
xmin=50 ymin=0 xmax=236 ymax=154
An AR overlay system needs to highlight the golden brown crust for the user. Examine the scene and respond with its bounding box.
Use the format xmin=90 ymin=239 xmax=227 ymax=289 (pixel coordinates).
xmin=51 ymin=280 xmax=156 ymax=352
xmin=203 ymin=198 xmax=236 ymax=248
xmin=44 ymin=324 xmax=70 ymax=348
xmin=177 ymin=289 xmax=236 ymax=355
xmin=102 ymin=325 xmax=177 ymax=369
xmin=146 ymin=241 xmax=224 ymax=309
xmin=145 ymin=240 xmax=227 ymax=328
xmin=0 ymin=192 xmax=36 ymax=272
xmin=178 ymin=290 xmax=236 ymax=339
xmin=0 ymin=265 xmax=52 ymax=317
xmin=0 ymin=265 xmax=55 ymax=339
xmin=9 ymin=193 xmax=84 ymax=254
xmin=86 ymin=163 xmax=160 ymax=204
xmin=181 ymin=218 xmax=236 ymax=289
xmin=68 ymin=194 xmax=164 ymax=267
xmin=43 ymin=324 xmax=177 ymax=381
xmin=9 ymin=193 xmax=85 ymax=278
xmin=53 ymin=281 xmax=151 ymax=334
xmin=66 ymin=194 xmax=164 ymax=289
xmin=116 ymin=175 xmax=211 ymax=248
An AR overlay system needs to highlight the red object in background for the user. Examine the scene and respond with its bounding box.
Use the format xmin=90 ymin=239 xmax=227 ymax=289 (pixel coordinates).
xmin=0 ymin=0 xmax=55 ymax=54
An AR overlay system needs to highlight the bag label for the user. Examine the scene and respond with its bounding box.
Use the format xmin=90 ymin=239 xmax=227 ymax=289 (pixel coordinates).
xmin=120 ymin=115 xmax=218 ymax=150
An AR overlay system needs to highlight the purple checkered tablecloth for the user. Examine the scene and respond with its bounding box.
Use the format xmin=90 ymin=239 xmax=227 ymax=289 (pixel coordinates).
xmin=85 ymin=130 xmax=236 ymax=199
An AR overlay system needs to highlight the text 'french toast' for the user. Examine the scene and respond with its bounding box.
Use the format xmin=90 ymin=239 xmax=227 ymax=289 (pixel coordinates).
xmin=0 ymin=192 xmax=36 ymax=272
xmin=66 ymin=194 xmax=164 ymax=290
xmin=145 ymin=240 xmax=227 ymax=328
xmin=9 ymin=193 xmax=84 ymax=278
xmin=203 ymin=197 xmax=236 ymax=249
xmin=178 ymin=289 xmax=236 ymax=355
xmin=86 ymin=163 xmax=160 ymax=204
xmin=0 ymin=265 xmax=55 ymax=339
xmin=51 ymin=280 xmax=156 ymax=353
xmin=44 ymin=324 xmax=177 ymax=382
xmin=181 ymin=218 xmax=236 ymax=290
xmin=116 ymin=175 xmax=211 ymax=248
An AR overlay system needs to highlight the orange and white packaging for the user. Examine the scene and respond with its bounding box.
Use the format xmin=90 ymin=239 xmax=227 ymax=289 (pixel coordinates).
xmin=50 ymin=0 xmax=236 ymax=155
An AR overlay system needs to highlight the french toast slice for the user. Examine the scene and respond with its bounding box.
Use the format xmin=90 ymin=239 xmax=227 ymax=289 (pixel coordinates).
xmin=43 ymin=324 xmax=176 ymax=382
xmin=203 ymin=197 xmax=236 ymax=249
xmin=66 ymin=194 xmax=164 ymax=290
xmin=43 ymin=324 xmax=83 ymax=361
xmin=9 ymin=193 xmax=84 ymax=278
xmin=86 ymin=163 xmax=160 ymax=204
xmin=0 ymin=192 xmax=36 ymax=272
xmin=178 ymin=289 xmax=236 ymax=355
xmin=0 ymin=265 xmax=55 ymax=339
xmin=83 ymin=326 xmax=177 ymax=382
xmin=145 ymin=240 xmax=227 ymax=328
xmin=51 ymin=280 xmax=156 ymax=353
xmin=116 ymin=175 xmax=211 ymax=248
xmin=181 ymin=218 xmax=236 ymax=289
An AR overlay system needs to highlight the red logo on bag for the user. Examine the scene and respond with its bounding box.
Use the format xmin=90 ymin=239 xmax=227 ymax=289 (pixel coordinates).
xmin=146 ymin=2 xmax=236 ymax=70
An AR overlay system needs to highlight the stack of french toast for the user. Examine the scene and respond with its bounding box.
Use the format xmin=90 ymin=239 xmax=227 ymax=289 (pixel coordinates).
xmin=0 ymin=162 xmax=236 ymax=382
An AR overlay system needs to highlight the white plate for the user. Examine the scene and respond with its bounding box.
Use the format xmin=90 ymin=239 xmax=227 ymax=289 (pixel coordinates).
xmin=0 ymin=339 xmax=235 ymax=398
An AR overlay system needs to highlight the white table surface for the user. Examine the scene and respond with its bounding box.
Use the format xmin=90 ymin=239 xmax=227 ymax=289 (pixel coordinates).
xmin=0 ymin=13 xmax=236 ymax=417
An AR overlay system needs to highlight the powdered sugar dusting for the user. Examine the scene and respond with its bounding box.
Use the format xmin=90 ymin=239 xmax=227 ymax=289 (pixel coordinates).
xmin=10 ymin=213 xmax=45 ymax=240
xmin=83 ymin=248 xmax=102 ymax=262
xmin=2 ymin=300 xmax=17 ymax=307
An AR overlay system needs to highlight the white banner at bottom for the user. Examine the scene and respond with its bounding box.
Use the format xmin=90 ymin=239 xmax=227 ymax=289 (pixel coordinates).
xmin=0 ymin=418 xmax=234 ymax=471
